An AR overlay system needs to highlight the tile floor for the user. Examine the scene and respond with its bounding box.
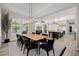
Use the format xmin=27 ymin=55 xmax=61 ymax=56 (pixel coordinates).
xmin=0 ymin=34 xmax=77 ymax=56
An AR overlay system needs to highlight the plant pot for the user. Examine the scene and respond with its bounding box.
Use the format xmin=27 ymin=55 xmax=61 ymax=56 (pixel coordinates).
xmin=4 ymin=38 xmax=10 ymax=43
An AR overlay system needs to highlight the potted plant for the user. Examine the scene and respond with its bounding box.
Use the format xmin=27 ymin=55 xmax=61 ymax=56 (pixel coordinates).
xmin=2 ymin=13 xmax=11 ymax=43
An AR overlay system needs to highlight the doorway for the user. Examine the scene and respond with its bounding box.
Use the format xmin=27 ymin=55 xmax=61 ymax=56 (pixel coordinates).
xmin=69 ymin=26 xmax=72 ymax=33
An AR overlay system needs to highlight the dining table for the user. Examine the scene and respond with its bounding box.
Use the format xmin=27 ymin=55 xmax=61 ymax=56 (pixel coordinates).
xmin=22 ymin=33 xmax=48 ymax=55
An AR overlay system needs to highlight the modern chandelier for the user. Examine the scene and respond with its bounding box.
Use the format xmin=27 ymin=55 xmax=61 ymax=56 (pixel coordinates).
xmin=29 ymin=3 xmax=32 ymax=19
xmin=26 ymin=3 xmax=35 ymax=23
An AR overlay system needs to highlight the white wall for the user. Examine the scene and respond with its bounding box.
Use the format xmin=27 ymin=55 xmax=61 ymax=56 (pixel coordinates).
xmin=28 ymin=22 xmax=35 ymax=33
xmin=0 ymin=8 xmax=1 ymax=47
xmin=76 ymin=5 xmax=79 ymax=50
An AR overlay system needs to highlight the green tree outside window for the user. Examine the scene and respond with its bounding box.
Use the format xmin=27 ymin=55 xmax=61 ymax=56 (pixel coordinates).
xmin=23 ymin=23 xmax=28 ymax=32
xmin=12 ymin=21 xmax=20 ymax=33
xmin=36 ymin=26 xmax=42 ymax=33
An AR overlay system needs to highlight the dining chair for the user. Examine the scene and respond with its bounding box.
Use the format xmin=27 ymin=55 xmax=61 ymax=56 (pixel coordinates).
xmin=36 ymin=30 xmax=41 ymax=35
xmin=22 ymin=31 xmax=27 ymax=34
xmin=42 ymin=33 xmax=48 ymax=36
xmin=32 ymin=32 xmax=36 ymax=34
xmin=16 ymin=34 xmax=21 ymax=47
xmin=17 ymin=34 xmax=24 ymax=50
xmin=22 ymin=36 xmax=38 ymax=56
xmin=40 ymin=39 xmax=55 ymax=56
xmin=40 ymin=33 xmax=48 ymax=44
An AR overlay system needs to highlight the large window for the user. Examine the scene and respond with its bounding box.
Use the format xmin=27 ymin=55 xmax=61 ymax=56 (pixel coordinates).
xmin=12 ymin=20 xmax=20 ymax=33
xmin=22 ymin=23 xmax=28 ymax=32
xmin=35 ymin=22 xmax=43 ymax=33
xmin=11 ymin=19 xmax=29 ymax=34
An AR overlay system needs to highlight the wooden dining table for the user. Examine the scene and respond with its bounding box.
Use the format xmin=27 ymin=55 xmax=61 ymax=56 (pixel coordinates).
xmin=22 ymin=33 xmax=48 ymax=55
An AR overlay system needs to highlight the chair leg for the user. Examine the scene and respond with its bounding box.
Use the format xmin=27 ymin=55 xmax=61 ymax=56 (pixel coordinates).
xmin=23 ymin=46 xmax=26 ymax=54
xmin=36 ymin=48 xmax=38 ymax=54
xmin=21 ymin=44 xmax=23 ymax=51
xmin=21 ymin=44 xmax=22 ymax=50
xmin=53 ymin=47 xmax=55 ymax=56
xmin=19 ymin=42 xmax=21 ymax=48
xmin=17 ymin=41 xmax=20 ymax=48
xmin=27 ymin=49 xmax=29 ymax=56
xmin=47 ymin=51 xmax=49 ymax=56
xmin=17 ymin=41 xmax=18 ymax=45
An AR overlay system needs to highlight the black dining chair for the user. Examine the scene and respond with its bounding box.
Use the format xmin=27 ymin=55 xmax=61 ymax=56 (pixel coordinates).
xmin=40 ymin=39 xmax=55 ymax=56
xmin=17 ymin=34 xmax=24 ymax=50
xmin=32 ymin=32 xmax=36 ymax=34
xmin=40 ymin=33 xmax=48 ymax=44
xmin=36 ymin=30 xmax=41 ymax=35
xmin=16 ymin=34 xmax=21 ymax=47
xmin=22 ymin=36 xmax=38 ymax=56
xmin=22 ymin=31 xmax=27 ymax=34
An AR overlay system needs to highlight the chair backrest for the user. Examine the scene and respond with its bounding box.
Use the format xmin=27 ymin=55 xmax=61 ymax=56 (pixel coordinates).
xmin=16 ymin=34 xmax=19 ymax=39
xmin=36 ymin=32 xmax=40 ymax=35
xmin=22 ymin=36 xmax=29 ymax=41
xmin=18 ymin=34 xmax=22 ymax=39
xmin=22 ymin=36 xmax=30 ymax=46
xmin=18 ymin=34 xmax=24 ymax=44
xmin=48 ymin=39 xmax=55 ymax=46
xmin=42 ymin=33 xmax=48 ymax=36
xmin=16 ymin=34 xmax=21 ymax=41
xmin=59 ymin=47 xmax=66 ymax=56
xmin=22 ymin=31 xmax=27 ymax=34
xmin=32 ymin=32 xmax=36 ymax=34
xmin=36 ymin=30 xmax=42 ymax=35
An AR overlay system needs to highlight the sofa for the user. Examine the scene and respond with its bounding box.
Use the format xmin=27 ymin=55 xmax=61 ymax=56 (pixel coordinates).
xmin=49 ymin=31 xmax=65 ymax=39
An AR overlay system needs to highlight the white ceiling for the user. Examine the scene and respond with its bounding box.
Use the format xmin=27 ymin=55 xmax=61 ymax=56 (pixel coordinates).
xmin=0 ymin=3 xmax=77 ymax=19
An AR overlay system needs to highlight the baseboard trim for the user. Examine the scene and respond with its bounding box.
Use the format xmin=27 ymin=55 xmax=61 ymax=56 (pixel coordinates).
xmin=10 ymin=40 xmax=17 ymax=42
